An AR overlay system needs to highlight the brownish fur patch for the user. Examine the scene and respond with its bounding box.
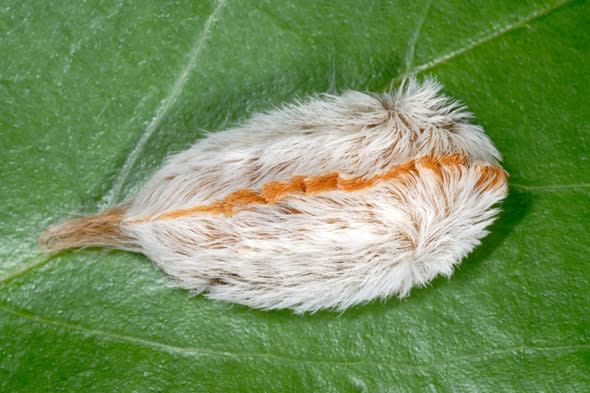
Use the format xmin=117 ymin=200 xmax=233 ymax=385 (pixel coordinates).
xmin=39 ymin=207 xmax=132 ymax=251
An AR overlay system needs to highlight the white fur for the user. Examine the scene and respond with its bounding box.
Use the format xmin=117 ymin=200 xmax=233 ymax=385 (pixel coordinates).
xmin=128 ymin=164 xmax=505 ymax=313
xmin=66 ymin=78 xmax=510 ymax=313
xmin=127 ymin=78 xmax=500 ymax=215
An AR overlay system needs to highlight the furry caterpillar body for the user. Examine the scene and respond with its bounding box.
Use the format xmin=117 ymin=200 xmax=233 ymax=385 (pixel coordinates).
xmin=41 ymin=78 xmax=508 ymax=313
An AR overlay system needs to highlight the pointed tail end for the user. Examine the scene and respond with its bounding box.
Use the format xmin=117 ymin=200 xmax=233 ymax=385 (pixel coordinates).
xmin=39 ymin=207 xmax=134 ymax=252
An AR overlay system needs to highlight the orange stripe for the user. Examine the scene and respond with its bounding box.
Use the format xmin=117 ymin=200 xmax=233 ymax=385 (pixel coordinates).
xmin=155 ymin=203 xmax=224 ymax=220
xmin=133 ymin=154 xmax=506 ymax=222
xmin=475 ymin=165 xmax=508 ymax=190
xmin=261 ymin=176 xmax=306 ymax=205
xmin=304 ymin=172 xmax=340 ymax=195
xmin=338 ymin=176 xmax=376 ymax=192
xmin=222 ymin=189 xmax=266 ymax=217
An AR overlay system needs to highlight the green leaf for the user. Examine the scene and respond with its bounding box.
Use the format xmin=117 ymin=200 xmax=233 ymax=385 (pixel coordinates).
xmin=1 ymin=0 xmax=589 ymax=391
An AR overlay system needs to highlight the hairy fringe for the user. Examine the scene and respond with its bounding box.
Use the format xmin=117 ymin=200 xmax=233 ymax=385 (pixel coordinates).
xmin=39 ymin=207 xmax=136 ymax=252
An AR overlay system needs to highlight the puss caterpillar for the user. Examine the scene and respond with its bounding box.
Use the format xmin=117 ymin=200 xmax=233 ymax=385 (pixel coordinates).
xmin=41 ymin=78 xmax=507 ymax=313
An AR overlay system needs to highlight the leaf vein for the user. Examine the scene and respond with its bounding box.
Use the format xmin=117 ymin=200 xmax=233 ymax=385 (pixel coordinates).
xmin=511 ymin=182 xmax=590 ymax=191
xmin=404 ymin=0 xmax=432 ymax=73
xmin=2 ymin=304 xmax=588 ymax=371
xmin=394 ymin=0 xmax=577 ymax=84
xmin=104 ymin=0 xmax=227 ymax=205
xmin=0 ymin=252 xmax=63 ymax=285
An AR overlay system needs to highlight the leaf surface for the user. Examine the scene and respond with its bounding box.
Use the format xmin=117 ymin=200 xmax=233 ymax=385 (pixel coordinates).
xmin=1 ymin=0 xmax=589 ymax=391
